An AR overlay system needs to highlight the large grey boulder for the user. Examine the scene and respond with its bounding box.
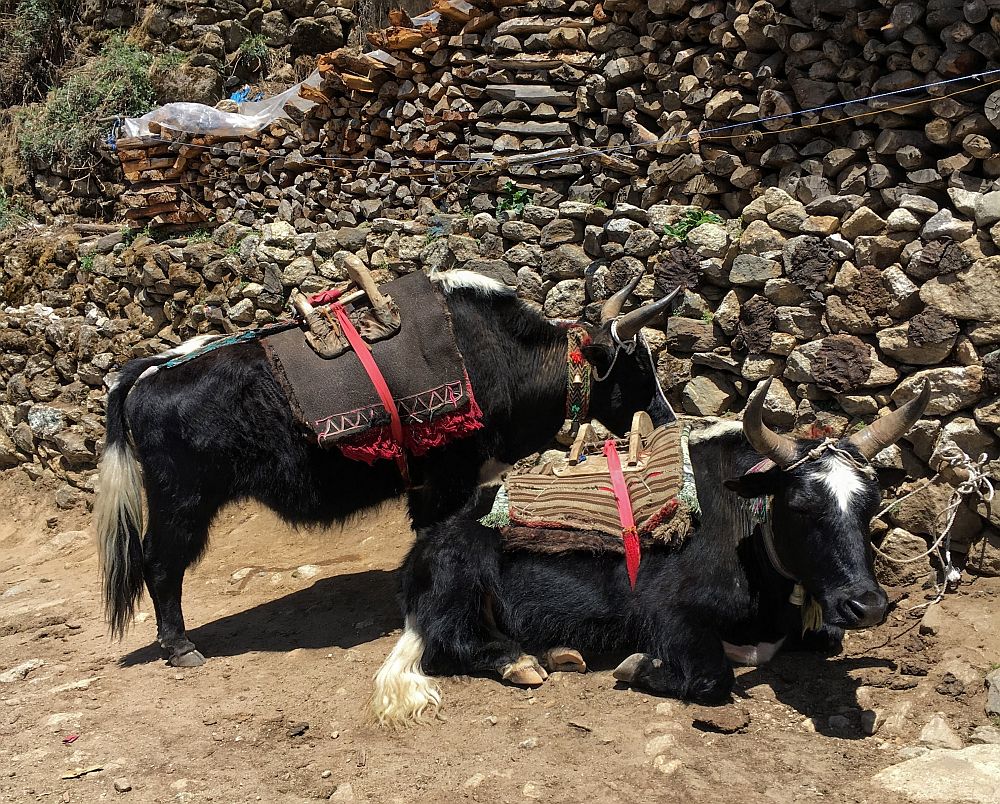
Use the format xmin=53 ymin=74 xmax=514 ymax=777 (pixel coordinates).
xmin=872 ymin=745 xmax=1000 ymax=803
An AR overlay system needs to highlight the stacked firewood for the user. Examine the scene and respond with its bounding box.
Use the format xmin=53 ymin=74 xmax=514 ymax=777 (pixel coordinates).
xmin=117 ymin=131 xmax=213 ymax=227
xmin=119 ymin=0 xmax=1000 ymax=227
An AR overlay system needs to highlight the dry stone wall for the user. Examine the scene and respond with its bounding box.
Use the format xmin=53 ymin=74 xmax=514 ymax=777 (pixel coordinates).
xmin=1 ymin=0 xmax=999 ymax=574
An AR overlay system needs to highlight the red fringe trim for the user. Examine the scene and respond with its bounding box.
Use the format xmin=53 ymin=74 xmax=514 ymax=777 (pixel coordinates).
xmin=337 ymin=380 xmax=484 ymax=464
xmin=639 ymin=498 xmax=680 ymax=534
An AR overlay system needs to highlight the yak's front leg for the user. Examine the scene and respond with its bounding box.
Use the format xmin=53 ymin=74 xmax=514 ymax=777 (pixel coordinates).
xmin=613 ymin=613 xmax=734 ymax=705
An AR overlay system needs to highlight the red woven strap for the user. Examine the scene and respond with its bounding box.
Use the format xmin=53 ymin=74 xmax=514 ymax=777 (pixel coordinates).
xmin=603 ymin=439 xmax=640 ymax=589
xmin=307 ymin=288 xmax=343 ymax=306
xmin=330 ymin=303 xmax=410 ymax=484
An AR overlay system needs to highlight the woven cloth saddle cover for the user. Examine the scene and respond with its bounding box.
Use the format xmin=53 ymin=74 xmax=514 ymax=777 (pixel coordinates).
xmin=260 ymin=271 xmax=481 ymax=458
xmin=504 ymin=414 xmax=693 ymax=548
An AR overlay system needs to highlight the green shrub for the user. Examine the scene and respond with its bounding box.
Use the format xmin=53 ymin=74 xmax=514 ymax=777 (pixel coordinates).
xmin=154 ymin=50 xmax=187 ymax=70
xmin=10 ymin=0 xmax=56 ymax=47
xmin=238 ymin=34 xmax=271 ymax=73
xmin=662 ymin=208 xmax=724 ymax=242
xmin=496 ymin=181 xmax=532 ymax=215
xmin=17 ymin=34 xmax=156 ymax=166
xmin=0 ymin=0 xmax=74 ymax=107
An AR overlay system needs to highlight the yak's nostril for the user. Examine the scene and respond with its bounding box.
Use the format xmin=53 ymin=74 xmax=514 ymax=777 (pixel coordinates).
xmin=845 ymin=598 xmax=869 ymax=620
xmin=841 ymin=592 xmax=887 ymax=628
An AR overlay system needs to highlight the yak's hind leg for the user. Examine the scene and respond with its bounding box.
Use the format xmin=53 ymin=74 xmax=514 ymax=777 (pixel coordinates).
xmin=142 ymin=507 xmax=212 ymax=667
xmin=407 ymin=516 xmax=542 ymax=686
xmin=613 ymin=612 xmax=734 ymax=705
xmin=370 ymin=500 xmax=539 ymax=728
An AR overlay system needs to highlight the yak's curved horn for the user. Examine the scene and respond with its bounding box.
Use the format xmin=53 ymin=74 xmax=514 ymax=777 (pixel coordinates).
xmin=600 ymin=272 xmax=644 ymax=323
xmin=848 ymin=379 xmax=931 ymax=460
xmin=742 ymin=378 xmax=798 ymax=468
xmin=614 ymin=285 xmax=681 ymax=341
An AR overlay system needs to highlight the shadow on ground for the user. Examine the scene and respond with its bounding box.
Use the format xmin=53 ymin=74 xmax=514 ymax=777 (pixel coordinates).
xmin=736 ymin=651 xmax=895 ymax=739
xmin=120 ymin=568 xmax=400 ymax=666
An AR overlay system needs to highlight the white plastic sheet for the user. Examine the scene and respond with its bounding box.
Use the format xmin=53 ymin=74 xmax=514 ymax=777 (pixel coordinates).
xmin=122 ymin=14 xmax=442 ymax=139
xmin=121 ymin=70 xmax=323 ymax=137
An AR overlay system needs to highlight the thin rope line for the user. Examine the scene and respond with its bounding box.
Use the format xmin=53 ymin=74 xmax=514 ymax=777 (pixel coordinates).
xmin=871 ymin=447 xmax=994 ymax=566
xmin=593 ymin=68 xmax=1000 ymax=158
xmin=695 ymin=74 xmax=1000 ymax=146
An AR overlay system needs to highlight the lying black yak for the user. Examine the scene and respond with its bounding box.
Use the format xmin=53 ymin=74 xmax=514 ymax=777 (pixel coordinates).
xmin=371 ymin=378 xmax=931 ymax=726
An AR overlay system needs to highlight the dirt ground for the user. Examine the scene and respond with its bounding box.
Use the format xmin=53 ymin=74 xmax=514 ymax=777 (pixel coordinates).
xmin=1 ymin=470 xmax=997 ymax=804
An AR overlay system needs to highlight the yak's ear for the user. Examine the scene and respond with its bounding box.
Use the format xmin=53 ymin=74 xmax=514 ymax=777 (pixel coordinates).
xmin=724 ymin=466 xmax=783 ymax=498
xmin=581 ymin=340 xmax=615 ymax=375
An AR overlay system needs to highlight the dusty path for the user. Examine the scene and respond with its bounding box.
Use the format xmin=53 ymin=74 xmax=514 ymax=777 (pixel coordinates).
xmin=1 ymin=471 xmax=997 ymax=804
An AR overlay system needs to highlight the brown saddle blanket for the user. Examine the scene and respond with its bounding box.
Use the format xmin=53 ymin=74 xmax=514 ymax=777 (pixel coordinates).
xmin=261 ymin=271 xmax=481 ymax=457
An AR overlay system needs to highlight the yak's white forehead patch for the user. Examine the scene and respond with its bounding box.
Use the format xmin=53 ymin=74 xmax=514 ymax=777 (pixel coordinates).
xmin=815 ymin=454 xmax=865 ymax=513
xmin=431 ymin=269 xmax=509 ymax=295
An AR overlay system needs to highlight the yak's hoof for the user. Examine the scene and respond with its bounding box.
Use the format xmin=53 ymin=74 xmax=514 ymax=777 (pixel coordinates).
xmin=502 ymin=655 xmax=548 ymax=687
xmin=613 ymin=653 xmax=652 ymax=684
xmin=169 ymin=649 xmax=206 ymax=668
xmin=544 ymin=647 xmax=587 ymax=674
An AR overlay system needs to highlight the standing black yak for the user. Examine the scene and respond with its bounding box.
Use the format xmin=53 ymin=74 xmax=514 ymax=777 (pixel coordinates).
xmin=96 ymin=269 xmax=678 ymax=666
xmin=370 ymin=379 xmax=932 ymax=726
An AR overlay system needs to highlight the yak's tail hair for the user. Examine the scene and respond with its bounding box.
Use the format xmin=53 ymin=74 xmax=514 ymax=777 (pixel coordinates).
xmin=368 ymin=616 xmax=442 ymax=728
xmin=95 ymin=366 xmax=148 ymax=639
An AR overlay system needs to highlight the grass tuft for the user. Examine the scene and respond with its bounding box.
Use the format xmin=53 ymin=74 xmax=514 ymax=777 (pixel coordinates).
xmin=663 ymin=208 xmax=724 ymax=243
xmin=16 ymin=34 xmax=156 ymax=167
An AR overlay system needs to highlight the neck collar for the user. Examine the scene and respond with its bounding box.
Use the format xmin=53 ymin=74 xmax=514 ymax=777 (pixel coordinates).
xmin=564 ymin=326 xmax=592 ymax=432
xmin=559 ymin=322 xmax=673 ymax=434
xmin=746 ymin=494 xmax=811 ymax=613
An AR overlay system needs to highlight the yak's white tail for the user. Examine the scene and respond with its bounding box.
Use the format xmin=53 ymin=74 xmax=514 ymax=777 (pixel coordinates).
xmin=95 ymin=441 xmax=145 ymax=638
xmin=369 ymin=616 xmax=441 ymax=728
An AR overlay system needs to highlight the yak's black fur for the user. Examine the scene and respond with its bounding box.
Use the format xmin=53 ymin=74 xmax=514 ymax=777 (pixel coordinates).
xmin=101 ymin=281 xmax=664 ymax=663
xmin=400 ymin=424 xmax=888 ymax=705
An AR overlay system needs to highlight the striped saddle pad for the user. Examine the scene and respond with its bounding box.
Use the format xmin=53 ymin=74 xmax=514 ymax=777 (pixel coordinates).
xmin=503 ymin=415 xmax=694 ymax=545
